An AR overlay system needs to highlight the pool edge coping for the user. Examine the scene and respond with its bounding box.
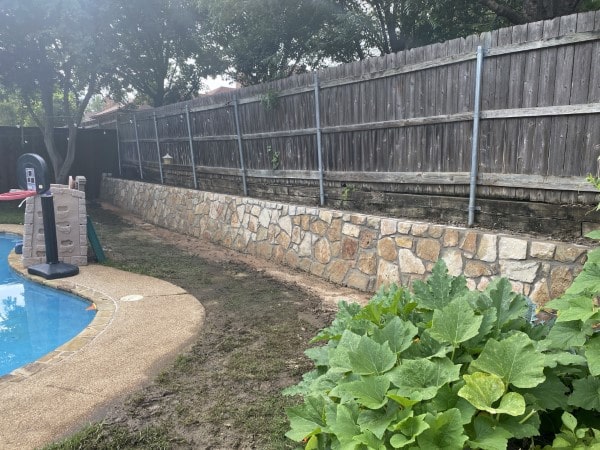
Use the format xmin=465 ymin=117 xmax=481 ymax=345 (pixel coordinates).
xmin=0 ymin=227 xmax=116 ymax=385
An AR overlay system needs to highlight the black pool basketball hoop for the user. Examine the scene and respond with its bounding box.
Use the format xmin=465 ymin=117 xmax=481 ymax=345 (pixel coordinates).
xmin=14 ymin=154 xmax=79 ymax=280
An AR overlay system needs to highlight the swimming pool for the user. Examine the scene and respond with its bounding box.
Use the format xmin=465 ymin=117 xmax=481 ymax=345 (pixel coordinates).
xmin=0 ymin=233 xmax=96 ymax=376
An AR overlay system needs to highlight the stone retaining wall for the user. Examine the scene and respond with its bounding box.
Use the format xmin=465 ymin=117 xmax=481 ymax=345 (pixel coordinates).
xmin=101 ymin=177 xmax=590 ymax=305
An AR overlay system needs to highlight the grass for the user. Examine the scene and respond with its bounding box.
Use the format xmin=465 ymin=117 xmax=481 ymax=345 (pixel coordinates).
xmin=0 ymin=201 xmax=24 ymax=224
xmin=41 ymin=205 xmax=331 ymax=450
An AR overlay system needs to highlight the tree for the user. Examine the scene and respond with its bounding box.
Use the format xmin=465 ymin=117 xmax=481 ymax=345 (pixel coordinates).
xmin=198 ymin=0 xmax=366 ymax=85
xmin=0 ymin=0 xmax=116 ymax=183
xmin=109 ymin=0 xmax=221 ymax=107
xmin=476 ymin=0 xmax=598 ymax=24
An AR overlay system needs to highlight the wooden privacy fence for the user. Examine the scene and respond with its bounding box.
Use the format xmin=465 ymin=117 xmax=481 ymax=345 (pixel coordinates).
xmin=0 ymin=127 xmax=118 ymax=198
xmin=111 ymin=11 xmax=600 ymax=237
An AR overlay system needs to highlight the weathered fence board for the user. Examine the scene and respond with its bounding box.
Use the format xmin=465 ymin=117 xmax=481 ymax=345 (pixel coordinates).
xmin=86 ymin=11 xmax=600 ymax=236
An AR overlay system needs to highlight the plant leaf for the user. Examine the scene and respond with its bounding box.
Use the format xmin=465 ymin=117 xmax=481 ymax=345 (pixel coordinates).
xmin=348 ymin=335 xmax=397 ymax=376
xmin=545 ymin=295 xmax=598 ymax=323
xmin=412 ymin=260 xmax=467 ymax=310
xmin=568 ymin=376 xmax=600 ymax=411
xmin=387 ymin=357 xmax=461 ymax=401
xmin=485 ymin=278 xmax=529 ymax=331
xmin=389 ymin=414 xmax=429 ymax=448
xmin=585 ymin=334 xmax=600 ymax=376
xmin=468 ymin=416 xmax=513 ymax=450
xmin=352 ymin=430 xmax=386 ymax=450
xmin=457 ymin=372 xmax=504 ymax=411
xmin=566 ymin=262 xmax=600 ymax=295
xmin=312 ymin=301 xmax=362 ymax=343
xmin=357 ymin=405 xmax=406 ymax=440
xmin=416 ymin=409 xmax=469 ymax=449
xmin=372 ymin=316 xmax=418 ymax=354
xmin=471 ymin=332 xmax=546 ymax=388
xmin=305 ymin=346 xmax=330 ymax=367
xmin=285 ymin=395 xmax=327 ymax=442
xmin=517 ymin=372 xmax=569 ymax=411
xmin=328 ymin=330 xmax=362 ymax=373
xmin=498 ymin=412 xmax=541 ymax=439
xmin=429 ymin=298 xmax=483 ymax=347
xmin=325 ymin=403 xmax=360 ymax=446
xmin=545 ymin=320 xmax=592 ymax=349
xmin=331 ymin=375 xmax=390 ymax=410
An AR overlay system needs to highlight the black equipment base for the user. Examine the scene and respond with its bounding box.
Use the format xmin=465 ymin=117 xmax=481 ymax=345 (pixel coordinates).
xmin=28 ymin=262 xmax=79 ymax=280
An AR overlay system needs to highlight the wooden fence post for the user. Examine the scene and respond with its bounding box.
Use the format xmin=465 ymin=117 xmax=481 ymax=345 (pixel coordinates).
xmin=132 ymin=114 xmax=143 ymax=180
xmin=185 ymin=105 xmax=198 ymax=189
xmin=153 ymin=113 xmax=164 ymax=184
xmin=233 ymin=94 xmax=248 ymax=196
xmin=314 ymin=71 xmax=325 ymax=206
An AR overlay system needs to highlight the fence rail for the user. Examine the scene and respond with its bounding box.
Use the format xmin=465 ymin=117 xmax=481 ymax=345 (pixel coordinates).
xmin=87 ymin=11 xmax=600 ymax=235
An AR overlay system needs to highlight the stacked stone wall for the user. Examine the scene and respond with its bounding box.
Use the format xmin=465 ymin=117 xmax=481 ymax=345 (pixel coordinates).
xmin=101 ymin=177 xmax=589 ymax=305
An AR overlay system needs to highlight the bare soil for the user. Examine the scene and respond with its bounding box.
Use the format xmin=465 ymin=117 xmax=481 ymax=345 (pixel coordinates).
xmin=47 ymin=203 xmax=368 ymax=450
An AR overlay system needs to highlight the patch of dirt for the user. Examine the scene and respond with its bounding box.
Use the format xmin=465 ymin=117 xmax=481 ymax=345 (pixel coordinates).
xmin=66 ymin=203 xmax=368 ymax=449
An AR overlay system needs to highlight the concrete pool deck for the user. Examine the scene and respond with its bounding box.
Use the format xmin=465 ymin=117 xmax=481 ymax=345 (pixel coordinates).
xmin=0 ymin=225 xmax=205 ymax=449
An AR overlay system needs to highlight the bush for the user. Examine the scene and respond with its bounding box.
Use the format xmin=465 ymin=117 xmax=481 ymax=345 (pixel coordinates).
xmin=284 ymin=257 xmax=600 ymax=449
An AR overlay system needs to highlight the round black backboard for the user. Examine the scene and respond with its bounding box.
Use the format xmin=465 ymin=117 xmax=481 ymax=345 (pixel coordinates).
xmin=17 ymin=153 xmax=50 ymax=194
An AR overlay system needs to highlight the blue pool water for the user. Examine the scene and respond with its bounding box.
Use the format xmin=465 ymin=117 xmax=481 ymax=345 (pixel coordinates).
xmin=0 ymin=233 xmax=96 ymax=376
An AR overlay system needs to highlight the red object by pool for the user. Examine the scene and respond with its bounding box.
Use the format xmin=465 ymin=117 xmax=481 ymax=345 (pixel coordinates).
xmin=0 ymin=190 xmax=37 ymax=201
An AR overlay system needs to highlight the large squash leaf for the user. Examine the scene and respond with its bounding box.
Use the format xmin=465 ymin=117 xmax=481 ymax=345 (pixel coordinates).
xmin=286 ymin=394 xmax=328 ymax=442
xmin=412 ymin=260 xmax=467 ymax=310
xmin=372 ymin=316 xmax=418 ymax=354
xmin=331 ymin=375 xmax=390 ymax=410
xmin=348 ymin=335 xmax=397 ymax=376
xmin=429 ymin=297 xmax=483 ymax=347
xmin=471 ymin=332 xmax=545 ymax=388
xmin=387 ymin=357 xmax=461 ymax=401
xmin=416 ymin=409 xmax=469 ymax=449
xmin=568 ymin=376 xmax=600 ymax=411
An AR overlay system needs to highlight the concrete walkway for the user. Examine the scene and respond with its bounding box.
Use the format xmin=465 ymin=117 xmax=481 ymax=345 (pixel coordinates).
xmin=0 ymin=225 xmax=205 ymax=449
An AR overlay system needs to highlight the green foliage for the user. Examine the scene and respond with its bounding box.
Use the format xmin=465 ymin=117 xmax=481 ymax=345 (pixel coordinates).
xmin=284 ymin=260 xmax=600 ymax=449
xmin=266 ymin=144 xmax=280 ymax=170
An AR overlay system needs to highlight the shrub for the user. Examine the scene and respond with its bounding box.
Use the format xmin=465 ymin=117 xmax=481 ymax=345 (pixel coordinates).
xmin=284 ymin=258 xmax=600 ymax=449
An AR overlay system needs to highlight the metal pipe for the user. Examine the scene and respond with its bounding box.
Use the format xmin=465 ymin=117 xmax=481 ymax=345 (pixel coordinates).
xmin=233 ymin=94 xmax=248 ymax=196
xmin=185 ymin=105 xmax=198 ymax=189
xmin=468 ymin=46 xmax=485 ymax=227
xmin=115 ymin=113 xmax=122 ymax=176
xmin=314 ymin=71 xmax=325 ymax=206
xmin=153 ymin=113 xmax=164 ymax=184
xmin=132 ymin=114 xmax=143 ymax=180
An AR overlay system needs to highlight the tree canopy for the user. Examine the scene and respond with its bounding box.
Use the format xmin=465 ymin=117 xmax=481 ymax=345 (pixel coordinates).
xmin=0 ymin=0 xmax=116 ymax=182
xmin=108 ymin=0 xmax=222 ymax=107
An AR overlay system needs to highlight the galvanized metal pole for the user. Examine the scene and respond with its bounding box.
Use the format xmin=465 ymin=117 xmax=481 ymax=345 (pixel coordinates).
xmin=314 ymin=71 xmax=325 ymax=206
xmin=115 ymin=113 xmax=122 ymax=176
xmin=468 ymin=46 xmax=485 ymax=227
xmin=132 ymin=114 xmax=143 ymax=180
xmin=233 ymin=94 xmax=248 ymax=196
xmin=153 ymin=113 xmax=164 ymax=184
xmin=185 ymin=105 xmax=198 ymax=189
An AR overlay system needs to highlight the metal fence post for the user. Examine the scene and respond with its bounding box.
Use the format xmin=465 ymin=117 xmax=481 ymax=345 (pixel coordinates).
xmin=132 ymin=114 xmax=143 ymax=180
xmin=233 ymin=94 xmax=248 ymax=196
xmin=185 ymin=105 xmax=198 ymax=189
xmin=468 ymin=46 xmax=485 ymax=227
xmin=314 ymin=71 xmax=325 ymax=206
xmin=115 ymin=113 xmax=122 ymax=176
xmin=153 ymin=113 xmax=164 ymax=184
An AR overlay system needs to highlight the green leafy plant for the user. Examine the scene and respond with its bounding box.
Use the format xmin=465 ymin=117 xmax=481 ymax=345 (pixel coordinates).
xmin=260 ymin=89 xmax=280 ymax=111
xmin=341 ymin=184 xmax=356 ymax=202
xmin=266 ymin=144 xmax=280 ymax=170
xmin=284 ymin=260 xmax=600 ymax=449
